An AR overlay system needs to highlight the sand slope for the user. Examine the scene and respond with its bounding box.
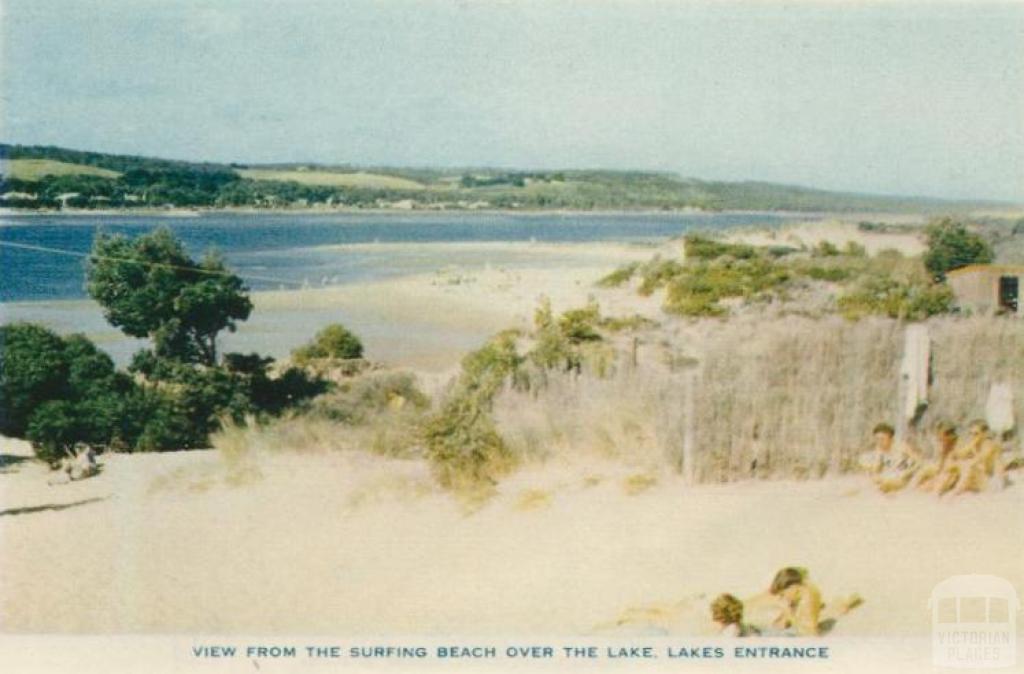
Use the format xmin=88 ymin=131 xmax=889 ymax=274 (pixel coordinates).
xmin=2 ymin=436 xmax=1021 ymax=637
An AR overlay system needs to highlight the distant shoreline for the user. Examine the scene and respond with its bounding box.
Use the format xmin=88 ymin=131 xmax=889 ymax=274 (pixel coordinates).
xmin=1 ymin=206 xmax=802 ymax=218
xmin=4 ymin=206 xmax=1020 ymax=222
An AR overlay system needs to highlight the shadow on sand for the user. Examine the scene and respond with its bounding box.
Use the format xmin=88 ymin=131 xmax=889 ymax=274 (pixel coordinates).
xmin=0 ymin=497 xmax=107 ymax=518
xmin=0 ymin=453 xmax=34 ymax=474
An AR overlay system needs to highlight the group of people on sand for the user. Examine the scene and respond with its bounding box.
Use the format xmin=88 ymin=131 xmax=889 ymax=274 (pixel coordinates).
xmin=710 ymin=567 xmax=861 ymax=637
xmin=861 ymin=419 xmax=1014 ymax=496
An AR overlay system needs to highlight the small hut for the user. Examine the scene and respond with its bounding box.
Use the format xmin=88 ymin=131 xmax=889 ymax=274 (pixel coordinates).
xmin=946 ymin=264 xmax=1024 ymax=316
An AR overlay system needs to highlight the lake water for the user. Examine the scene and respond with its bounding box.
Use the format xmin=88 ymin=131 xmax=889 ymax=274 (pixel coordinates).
xmin=0 ymin=211 xmax=800 ymax=302
xmin=1 ymin=211 xmax=803 ymax=368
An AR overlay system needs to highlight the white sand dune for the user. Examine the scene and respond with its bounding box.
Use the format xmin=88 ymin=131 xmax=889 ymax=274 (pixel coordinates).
xmin=2 ymin=436 xmax=1021 ymax=637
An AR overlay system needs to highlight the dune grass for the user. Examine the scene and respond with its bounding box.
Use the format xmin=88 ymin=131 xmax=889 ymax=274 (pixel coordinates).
xmin=213 ymin=293 xmax=1022 ymax=493
xmin=492 ymin=315 xmax=1024 ymax=483
xmin=237 ymin=168 xmax=425 ymax=191
xmin=5 ymin=158 xmax=121 ymax=181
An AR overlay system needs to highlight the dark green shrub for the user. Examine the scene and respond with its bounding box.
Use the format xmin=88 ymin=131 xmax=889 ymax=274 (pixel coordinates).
xmin=134 ymin=390 xmax=196 ymax=452
xmin=25 ymin=401 xmax=86 ymax=466
xmin=1 ymin=323 xmax=148 ymax=460
xmin=292 ymin=324 xmax=364 ymax=364
xmin=224 ymin=352 xmax=328 ymax=417
xmin=0 ymin=323 xmax=71 ymax=437
xmin=923 ymin=217 xmax=994 ymax=280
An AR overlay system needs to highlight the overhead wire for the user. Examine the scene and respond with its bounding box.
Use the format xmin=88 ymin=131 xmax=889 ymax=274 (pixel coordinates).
xmin=0 ymin=239 xmax=307 ymax=288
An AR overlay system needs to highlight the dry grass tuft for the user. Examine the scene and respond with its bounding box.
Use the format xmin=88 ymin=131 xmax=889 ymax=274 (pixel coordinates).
xmin=622 ymin=473 xmax=658 ymax=495
xmin=515 ymin=488 xmax=553 ymax=510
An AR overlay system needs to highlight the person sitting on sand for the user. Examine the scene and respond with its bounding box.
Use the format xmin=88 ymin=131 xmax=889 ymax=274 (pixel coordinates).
xmin=860 ymin=422 xmax=921 ymax=493
xmin=49 ymin=444 xmax=100 ymax=486
xmin=710 ymin=593 xmax=761 ymax=637
xmin=915 ymin=421 xmax=959 ymax=494
xmin=768 ymin=567 xmax=823 ymax=636
xmin=951 ymin=420 xmax=1006 ymax=494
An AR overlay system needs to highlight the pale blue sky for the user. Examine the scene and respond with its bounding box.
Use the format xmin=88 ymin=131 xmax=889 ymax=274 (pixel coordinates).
xmin=2 ymin=1 xmax=1022 ymax=200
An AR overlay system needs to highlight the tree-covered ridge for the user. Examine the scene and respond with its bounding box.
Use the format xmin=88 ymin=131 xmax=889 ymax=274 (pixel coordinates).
xmin=1 ymin=143 xmax=1011 ymax=213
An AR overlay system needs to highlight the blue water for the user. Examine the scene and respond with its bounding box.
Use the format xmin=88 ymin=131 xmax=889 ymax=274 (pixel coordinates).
xmin=0 ymin=211 xmax=800 ymax=302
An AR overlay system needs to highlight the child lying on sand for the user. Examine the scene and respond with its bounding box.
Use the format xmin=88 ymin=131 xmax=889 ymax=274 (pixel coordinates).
xmin=739 ymin=567 xmax=861 ymax=636
xmin=599 ymin=567 xmax=861 ymax=637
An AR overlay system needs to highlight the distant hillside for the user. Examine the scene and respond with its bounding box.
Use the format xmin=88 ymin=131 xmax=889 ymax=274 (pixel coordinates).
xmin=0 ymin=143 xmax=1010 ymax=213
xmin=5 ymin=158 xmax=122 ymax=181
xmin=238 ymin=167 xmax=426 ymax=191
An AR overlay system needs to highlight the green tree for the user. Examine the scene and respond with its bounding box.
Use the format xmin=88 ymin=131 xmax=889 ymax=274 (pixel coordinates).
xmin=86 ymin=228 xmax=252 ymax=365
xmin=923 ymin=218 xmax=994 ymax=281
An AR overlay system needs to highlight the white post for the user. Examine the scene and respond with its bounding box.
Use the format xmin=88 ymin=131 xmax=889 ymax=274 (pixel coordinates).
xmin=898 ymin=324 xmax=930 ymax=441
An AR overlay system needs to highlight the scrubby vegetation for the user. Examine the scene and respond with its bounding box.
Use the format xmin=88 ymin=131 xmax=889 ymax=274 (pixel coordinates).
xmin=836 ymin=276 xmax=954 ymax=321
xmin=182 ymin=222 xmax=1022 ymax=497
xmin=421 ymin=299 xmax=654 ymax=490
xmin=424 ymin=331 xmax=524 ymax=490
xmin=600 ymin=229 xmax=961 ymax=320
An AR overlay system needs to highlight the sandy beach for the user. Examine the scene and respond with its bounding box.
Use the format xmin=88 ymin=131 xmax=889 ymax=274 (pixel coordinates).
xmin=2 ymin=221 xmax=1021 ymax=674
xmin=2 ymin=434 xmax=1021 ymax=636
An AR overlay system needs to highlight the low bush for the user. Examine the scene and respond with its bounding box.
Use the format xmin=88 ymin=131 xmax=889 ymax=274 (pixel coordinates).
xmin=424 ymin=332 xmax=523 ymax=489
xmin=312 ymin=371 xmax=429 ymax=425
xmin=637 ymin=258 xmax=686 ymax=296
xmin=292 ymin=323 xmax=364 ymax=364
xmin=803 ymin=265 xmax=853 ymax=282
xmin=683 ymin=234 xmax=758 ymax=260
xmin=128 ymin=348 xmax=328 ymax=449
xmin=837 ymin=277 xmax=954 ymax=321
xmin=811 ymin=241 xmax=840 ymax=257
xmin=599 ymin=314 xmax=659 ymax=332
xmin=597 ymin=262 xmax=639 ymax=288
xmin=664 ymin=257 xmax=791 ymax=317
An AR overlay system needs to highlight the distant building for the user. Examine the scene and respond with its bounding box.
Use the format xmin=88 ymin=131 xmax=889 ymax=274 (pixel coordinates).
xmin=947 ymin=264 xmax=1024 ymax=316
